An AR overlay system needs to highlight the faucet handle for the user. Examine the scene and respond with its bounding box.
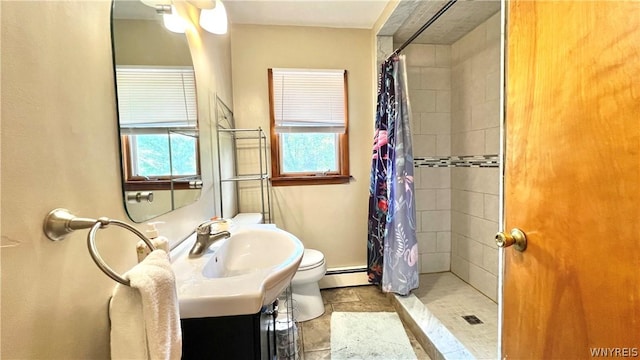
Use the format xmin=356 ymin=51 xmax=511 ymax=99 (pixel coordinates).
xmin=196 ymin=218 xmax=227 ymax=234
xmin=196 ymin=225 xmax=210 ymax=235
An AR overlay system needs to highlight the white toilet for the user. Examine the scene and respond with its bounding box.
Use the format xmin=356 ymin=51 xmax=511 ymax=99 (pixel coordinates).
xmin=291 ymin=249 xmax=327 ymax=322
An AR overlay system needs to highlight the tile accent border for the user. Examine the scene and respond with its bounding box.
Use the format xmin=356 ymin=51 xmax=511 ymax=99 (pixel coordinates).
xmin=414 ymin=155 xmax=499 ymax=168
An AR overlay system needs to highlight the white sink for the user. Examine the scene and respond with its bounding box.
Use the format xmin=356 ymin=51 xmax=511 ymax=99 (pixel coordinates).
xmin=171 ymin=225 xmax=304 ymax=318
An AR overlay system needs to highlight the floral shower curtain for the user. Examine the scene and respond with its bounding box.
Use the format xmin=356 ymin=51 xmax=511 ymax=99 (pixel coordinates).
xmin=367 ymin=54 xmax=419 ymax=296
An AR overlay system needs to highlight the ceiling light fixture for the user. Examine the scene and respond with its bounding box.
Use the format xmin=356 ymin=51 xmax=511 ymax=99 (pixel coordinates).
xmin=159 ymin=4 xmax=187 ymax=33
xmin=199 ymin=0 xmax=228 ymax=35
xmin=140 ymin=0 xmax=171 ymax=7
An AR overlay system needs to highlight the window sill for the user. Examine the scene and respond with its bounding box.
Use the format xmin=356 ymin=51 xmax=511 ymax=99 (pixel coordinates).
xmin=125 ymin=180 xmax=201 ymax=191
xmin=271 ymin=175 xmax=351 ymax=187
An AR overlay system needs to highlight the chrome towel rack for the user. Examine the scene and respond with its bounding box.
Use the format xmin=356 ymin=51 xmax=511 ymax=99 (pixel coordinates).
xmin=43 ymin=208 xmax=157 ymax=286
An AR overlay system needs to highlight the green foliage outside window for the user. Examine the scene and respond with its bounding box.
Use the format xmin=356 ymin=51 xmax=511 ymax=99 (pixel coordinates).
xmin=281 ymin=133 xmax=338 ymax=173
xmin=134 ymin=133 xmax=197 ymax=177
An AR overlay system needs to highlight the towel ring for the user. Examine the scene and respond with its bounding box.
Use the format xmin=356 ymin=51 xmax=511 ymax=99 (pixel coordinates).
xmin=43 ymin=208 xmax=157 ymax=286
xmin=88 ymin=218 xmax=157 ymax=286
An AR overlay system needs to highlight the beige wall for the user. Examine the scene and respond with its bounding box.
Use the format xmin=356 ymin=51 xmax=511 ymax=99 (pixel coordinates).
xmin=230 ymin=24 xmax=374 ymax=269
xmin=0 ymin=1 xmax=232 ymax=358
xmin=113 ymin=18 xmax=192 ymax=66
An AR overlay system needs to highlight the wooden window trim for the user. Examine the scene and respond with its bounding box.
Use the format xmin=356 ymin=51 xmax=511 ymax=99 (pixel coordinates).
xmin=268 ymin=68 xmax=350 ymax=186
xmin=124 ymin=180 xmax=198 ymax=191
xmin=121 ymin=135 xmax=201 ymax=191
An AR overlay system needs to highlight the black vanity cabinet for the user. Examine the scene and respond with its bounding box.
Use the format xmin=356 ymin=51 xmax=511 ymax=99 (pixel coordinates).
xmin=181 ymin=302 xmax=277 ymax=359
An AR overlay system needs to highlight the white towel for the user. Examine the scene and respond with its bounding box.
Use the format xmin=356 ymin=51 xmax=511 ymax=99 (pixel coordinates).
xmin=109 ymin=250 xmax=182 ymax=360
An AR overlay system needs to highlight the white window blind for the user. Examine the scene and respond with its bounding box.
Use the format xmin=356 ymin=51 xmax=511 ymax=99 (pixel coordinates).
xmin=271 ymin=68 xmax=346 ymax=133
xmin=116 ymin=66 xmax=197 ymax=129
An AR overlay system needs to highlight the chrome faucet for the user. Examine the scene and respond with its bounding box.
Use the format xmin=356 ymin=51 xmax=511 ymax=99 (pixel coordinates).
xmin=188 ymin=219 xmax=231 ymax=258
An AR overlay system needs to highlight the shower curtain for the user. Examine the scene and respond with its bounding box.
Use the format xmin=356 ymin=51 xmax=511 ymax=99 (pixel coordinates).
xmin=367 ymin=54 xmax=419 ymax=296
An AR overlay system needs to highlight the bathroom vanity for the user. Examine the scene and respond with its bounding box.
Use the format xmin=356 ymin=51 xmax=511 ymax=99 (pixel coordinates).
xmin=171 ymin=226 xmax=304 ymax=359
xmin=181 ymin=301 xmax=277 ymax=359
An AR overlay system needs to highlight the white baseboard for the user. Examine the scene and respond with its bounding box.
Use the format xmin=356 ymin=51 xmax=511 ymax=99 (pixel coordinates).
xmin=319 ymin=267 xmax=369 ymax=289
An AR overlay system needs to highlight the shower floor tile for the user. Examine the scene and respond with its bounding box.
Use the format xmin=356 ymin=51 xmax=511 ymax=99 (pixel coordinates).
xmin=414 ymin=272 xmax=498 ymax=359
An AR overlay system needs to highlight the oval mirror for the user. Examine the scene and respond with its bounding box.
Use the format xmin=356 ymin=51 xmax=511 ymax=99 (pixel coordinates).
xmin=111 ymin=0 xmax=202 ymax=223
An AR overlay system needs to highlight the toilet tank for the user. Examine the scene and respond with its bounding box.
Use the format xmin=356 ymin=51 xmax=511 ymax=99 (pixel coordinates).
xmin=232 ymin=213 xmax=263 ymax=226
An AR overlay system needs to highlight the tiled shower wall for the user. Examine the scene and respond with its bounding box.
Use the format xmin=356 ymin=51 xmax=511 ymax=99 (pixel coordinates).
xmin=406 ymin=12 xmax=501 ymax=301
xmin=450 ymin=13 xmax=501 ymax=301
xmin=404 ymin=45 xmax=453 ymax=274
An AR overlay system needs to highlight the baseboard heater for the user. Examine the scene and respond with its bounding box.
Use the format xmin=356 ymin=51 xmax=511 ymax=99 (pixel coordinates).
xmin=319 ymin=266 xmax=370 ymax=289
xmin=325 ymin=266 xmax=368 ymax=275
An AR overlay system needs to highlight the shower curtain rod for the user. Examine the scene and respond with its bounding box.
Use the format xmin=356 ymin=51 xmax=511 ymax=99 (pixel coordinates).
xmin=389 ymin=0 xmax=458 ymax=60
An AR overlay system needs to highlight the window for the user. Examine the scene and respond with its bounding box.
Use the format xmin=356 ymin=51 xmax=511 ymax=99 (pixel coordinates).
xmin=268 ymin=68 xmax=350 ymax=186
xmin=116 ymin=66 xmax=200 ymax=190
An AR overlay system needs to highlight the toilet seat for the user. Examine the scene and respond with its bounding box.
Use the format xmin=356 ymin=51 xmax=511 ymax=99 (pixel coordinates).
xmin=298 ymin=249 xmax=325 ymax=271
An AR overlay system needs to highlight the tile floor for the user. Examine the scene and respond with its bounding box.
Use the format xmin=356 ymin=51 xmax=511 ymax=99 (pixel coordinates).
xmin=298 ymin=285 xmax=431 ymax=360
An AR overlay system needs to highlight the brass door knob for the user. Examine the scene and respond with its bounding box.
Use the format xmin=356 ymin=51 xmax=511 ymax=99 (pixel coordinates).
xmin=495 ymin=228 xmax=527 ymax=252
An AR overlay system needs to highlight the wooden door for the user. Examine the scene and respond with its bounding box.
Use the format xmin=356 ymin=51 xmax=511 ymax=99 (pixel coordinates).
xmin=503 ymin=1 xmax=640 ymax=358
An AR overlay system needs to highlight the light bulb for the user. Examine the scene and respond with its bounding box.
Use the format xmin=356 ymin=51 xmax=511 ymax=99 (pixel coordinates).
xmin=199 ymin=0 xmax=227 ymax=35
xmin=163 ymin=5 xmax=187 ymax=33
xmin=140 ymin=0 xmax=171 ymax=7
